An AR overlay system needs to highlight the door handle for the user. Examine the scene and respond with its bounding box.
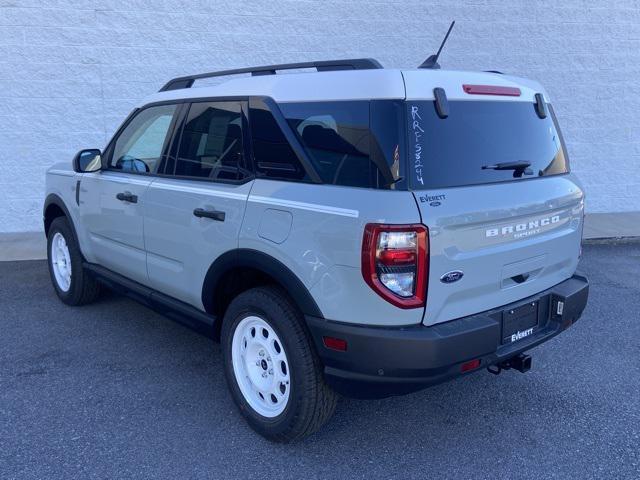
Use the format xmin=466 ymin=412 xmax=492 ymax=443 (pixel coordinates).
xmin=116 ymin=192 xmax=138 ymax=203
xmin=511 ymin=273 xmax=530 ymax=284
xmin=193 ymin=208 xmax=225 ymax=222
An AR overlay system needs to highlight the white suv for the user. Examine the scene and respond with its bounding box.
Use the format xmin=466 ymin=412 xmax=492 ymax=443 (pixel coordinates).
xmin=44 ymin=58 xmax=589 ymax=442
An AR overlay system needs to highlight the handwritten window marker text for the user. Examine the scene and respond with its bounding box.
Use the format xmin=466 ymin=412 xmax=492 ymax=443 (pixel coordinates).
xmin=411 ymin=105 xmax=424 ymax=186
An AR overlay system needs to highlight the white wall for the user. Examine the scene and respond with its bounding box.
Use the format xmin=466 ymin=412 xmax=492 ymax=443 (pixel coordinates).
xmin=1 ymin=0 xmax=639 ymax=233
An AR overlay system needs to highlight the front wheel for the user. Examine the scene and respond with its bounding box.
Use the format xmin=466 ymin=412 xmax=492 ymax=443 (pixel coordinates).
xmin=47 ymin=216 xmax=101 ymax=306
xmin=221 ymin=286 xmax=337 ymax=442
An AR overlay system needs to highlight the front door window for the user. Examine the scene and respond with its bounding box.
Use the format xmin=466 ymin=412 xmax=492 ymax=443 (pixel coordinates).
xmin=110 ymin=104 xmax=177 ymax=173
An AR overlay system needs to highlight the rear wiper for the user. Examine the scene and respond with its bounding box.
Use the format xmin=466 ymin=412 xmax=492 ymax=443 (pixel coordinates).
xmin=481 ymin=161 xmax=532 ymax=178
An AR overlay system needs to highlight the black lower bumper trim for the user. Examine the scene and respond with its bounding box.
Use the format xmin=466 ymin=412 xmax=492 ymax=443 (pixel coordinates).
xmin=306 ymin=274 xmax=589 ymax=399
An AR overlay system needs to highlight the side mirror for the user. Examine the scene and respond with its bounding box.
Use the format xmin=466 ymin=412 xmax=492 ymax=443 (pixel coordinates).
xmin=72 ymin=149 xmax=102 ymax=173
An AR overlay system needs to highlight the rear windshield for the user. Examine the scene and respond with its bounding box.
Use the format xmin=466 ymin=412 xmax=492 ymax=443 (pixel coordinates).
xmin=407 ymin=100 xmax=569 ymax=189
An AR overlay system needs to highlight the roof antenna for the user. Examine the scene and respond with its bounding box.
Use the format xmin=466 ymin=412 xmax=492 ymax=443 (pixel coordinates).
xmin=419 ymin=21 xmax=455 ymax=69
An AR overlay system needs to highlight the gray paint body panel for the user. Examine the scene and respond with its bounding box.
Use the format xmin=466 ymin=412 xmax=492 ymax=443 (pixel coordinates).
xmin=415 ymin=174 xmax=584 ymax=326
xmin=241 ymin=179 xmax=423 ymax=326
xmin=78 ymin=171 xmax=151 ymax=285
xmin=144 ymin=177 xmax=252 ymax=309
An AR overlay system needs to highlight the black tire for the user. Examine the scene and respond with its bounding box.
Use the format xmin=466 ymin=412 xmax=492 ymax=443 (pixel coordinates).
xmin=47 ymin=216 xmax=101 ymax=306
xmin=221 ymin=286 xmax=337 ymax=442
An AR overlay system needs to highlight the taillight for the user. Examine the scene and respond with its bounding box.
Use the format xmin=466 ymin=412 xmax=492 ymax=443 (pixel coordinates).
xmin=361 ymin=224 xmax=429 ymax=309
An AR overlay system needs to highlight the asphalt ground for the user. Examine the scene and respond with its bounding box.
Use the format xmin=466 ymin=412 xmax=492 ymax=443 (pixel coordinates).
xmin=1 ymin=242 xmax=638 ymax=479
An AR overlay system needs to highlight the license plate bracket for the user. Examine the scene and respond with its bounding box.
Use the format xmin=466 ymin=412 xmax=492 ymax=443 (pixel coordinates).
xmin=502 ymin=300 xmax=539 ymax=344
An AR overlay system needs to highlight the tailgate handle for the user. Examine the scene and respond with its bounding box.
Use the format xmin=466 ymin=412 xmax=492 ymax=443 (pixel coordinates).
xmin=511 ymin=273 xmax=530 ymax=284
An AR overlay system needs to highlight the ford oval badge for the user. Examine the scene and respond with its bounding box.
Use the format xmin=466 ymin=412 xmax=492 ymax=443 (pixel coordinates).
xmin=440 ymin=270 xmax=464 ymax=284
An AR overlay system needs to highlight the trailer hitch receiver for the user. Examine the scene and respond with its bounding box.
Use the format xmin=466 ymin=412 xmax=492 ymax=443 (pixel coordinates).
xmin=487 ymin=353 xmax=532 ymax=375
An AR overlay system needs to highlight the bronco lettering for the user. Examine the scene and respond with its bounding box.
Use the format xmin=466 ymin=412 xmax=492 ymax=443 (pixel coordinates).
xmin=486 ymin=215 xmax=561 ymax=238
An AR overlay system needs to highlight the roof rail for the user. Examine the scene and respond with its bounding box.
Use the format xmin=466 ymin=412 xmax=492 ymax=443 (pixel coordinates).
xmin=159 ymin=58 xmax=384 ymax=92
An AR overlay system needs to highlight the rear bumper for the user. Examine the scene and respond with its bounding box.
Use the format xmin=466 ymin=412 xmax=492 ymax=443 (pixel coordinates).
xmin=306 ymin=274 xmax=589 ymax=399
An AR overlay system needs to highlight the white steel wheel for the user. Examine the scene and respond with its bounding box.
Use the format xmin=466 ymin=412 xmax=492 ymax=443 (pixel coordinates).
xmin=231 ymin=315 xmax=291 ymax=418
xmin=50 ymin=232 xmax=72 ymax=292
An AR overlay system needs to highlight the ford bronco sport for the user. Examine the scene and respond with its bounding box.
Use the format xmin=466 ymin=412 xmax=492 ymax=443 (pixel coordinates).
xmin=44 ymin=57 xmax=589 ymax=442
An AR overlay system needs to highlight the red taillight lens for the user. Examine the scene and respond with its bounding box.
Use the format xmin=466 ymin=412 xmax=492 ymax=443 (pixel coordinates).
xmin=378 ymin=249 xmax=416 ymax=265
xmin=361 ymin=224 xmax=429 ymax=309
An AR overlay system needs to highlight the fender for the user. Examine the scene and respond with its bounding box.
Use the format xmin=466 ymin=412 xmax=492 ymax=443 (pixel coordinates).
xmin=202 ymin=249 xmax=324 ymax=319
xmin=43 ymin=193 xmax=79 ymax=243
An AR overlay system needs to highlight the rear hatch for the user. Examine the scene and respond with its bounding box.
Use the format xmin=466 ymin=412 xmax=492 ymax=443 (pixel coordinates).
xmin=403 ymin=71 xmax=584 ymax=326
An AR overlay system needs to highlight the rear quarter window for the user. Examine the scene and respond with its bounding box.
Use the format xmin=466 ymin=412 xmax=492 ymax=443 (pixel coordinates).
xmin=279 ymin=100 xmax=405 ymax=189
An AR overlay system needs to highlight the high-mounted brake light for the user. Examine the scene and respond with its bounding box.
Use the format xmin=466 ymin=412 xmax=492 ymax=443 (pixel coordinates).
xmin=462 ymin=84 xmax=521 ymax=96
xmin=361 ymin=224 xmax=429 ymax=309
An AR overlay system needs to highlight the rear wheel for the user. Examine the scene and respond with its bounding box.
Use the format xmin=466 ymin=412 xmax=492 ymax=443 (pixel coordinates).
xmin=47 ymin=216 xmax=101 ymax=305
xmin=221 ymin=286 xmax=337 ymax=442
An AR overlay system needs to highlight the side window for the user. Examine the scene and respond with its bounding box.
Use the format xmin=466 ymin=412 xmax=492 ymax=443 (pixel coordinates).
xmin=279 ymin=101 xmax=375 ymax=188
xmin=249 ymin=100 xmax=309 ymax=182
xmin=110 ymin=104 xmax=177 ymax=173
xmin=173 ymin=101 xmax=249 ymax=181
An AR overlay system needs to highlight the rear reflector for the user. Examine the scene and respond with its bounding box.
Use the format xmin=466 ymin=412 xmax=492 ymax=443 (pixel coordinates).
xmin=463 ymin=84 xmax=521 ymax=96
xmin=323 ymin=336 xmax=348 ymax=352
xmin=461 ymin=359 xmax=481 ymax=372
